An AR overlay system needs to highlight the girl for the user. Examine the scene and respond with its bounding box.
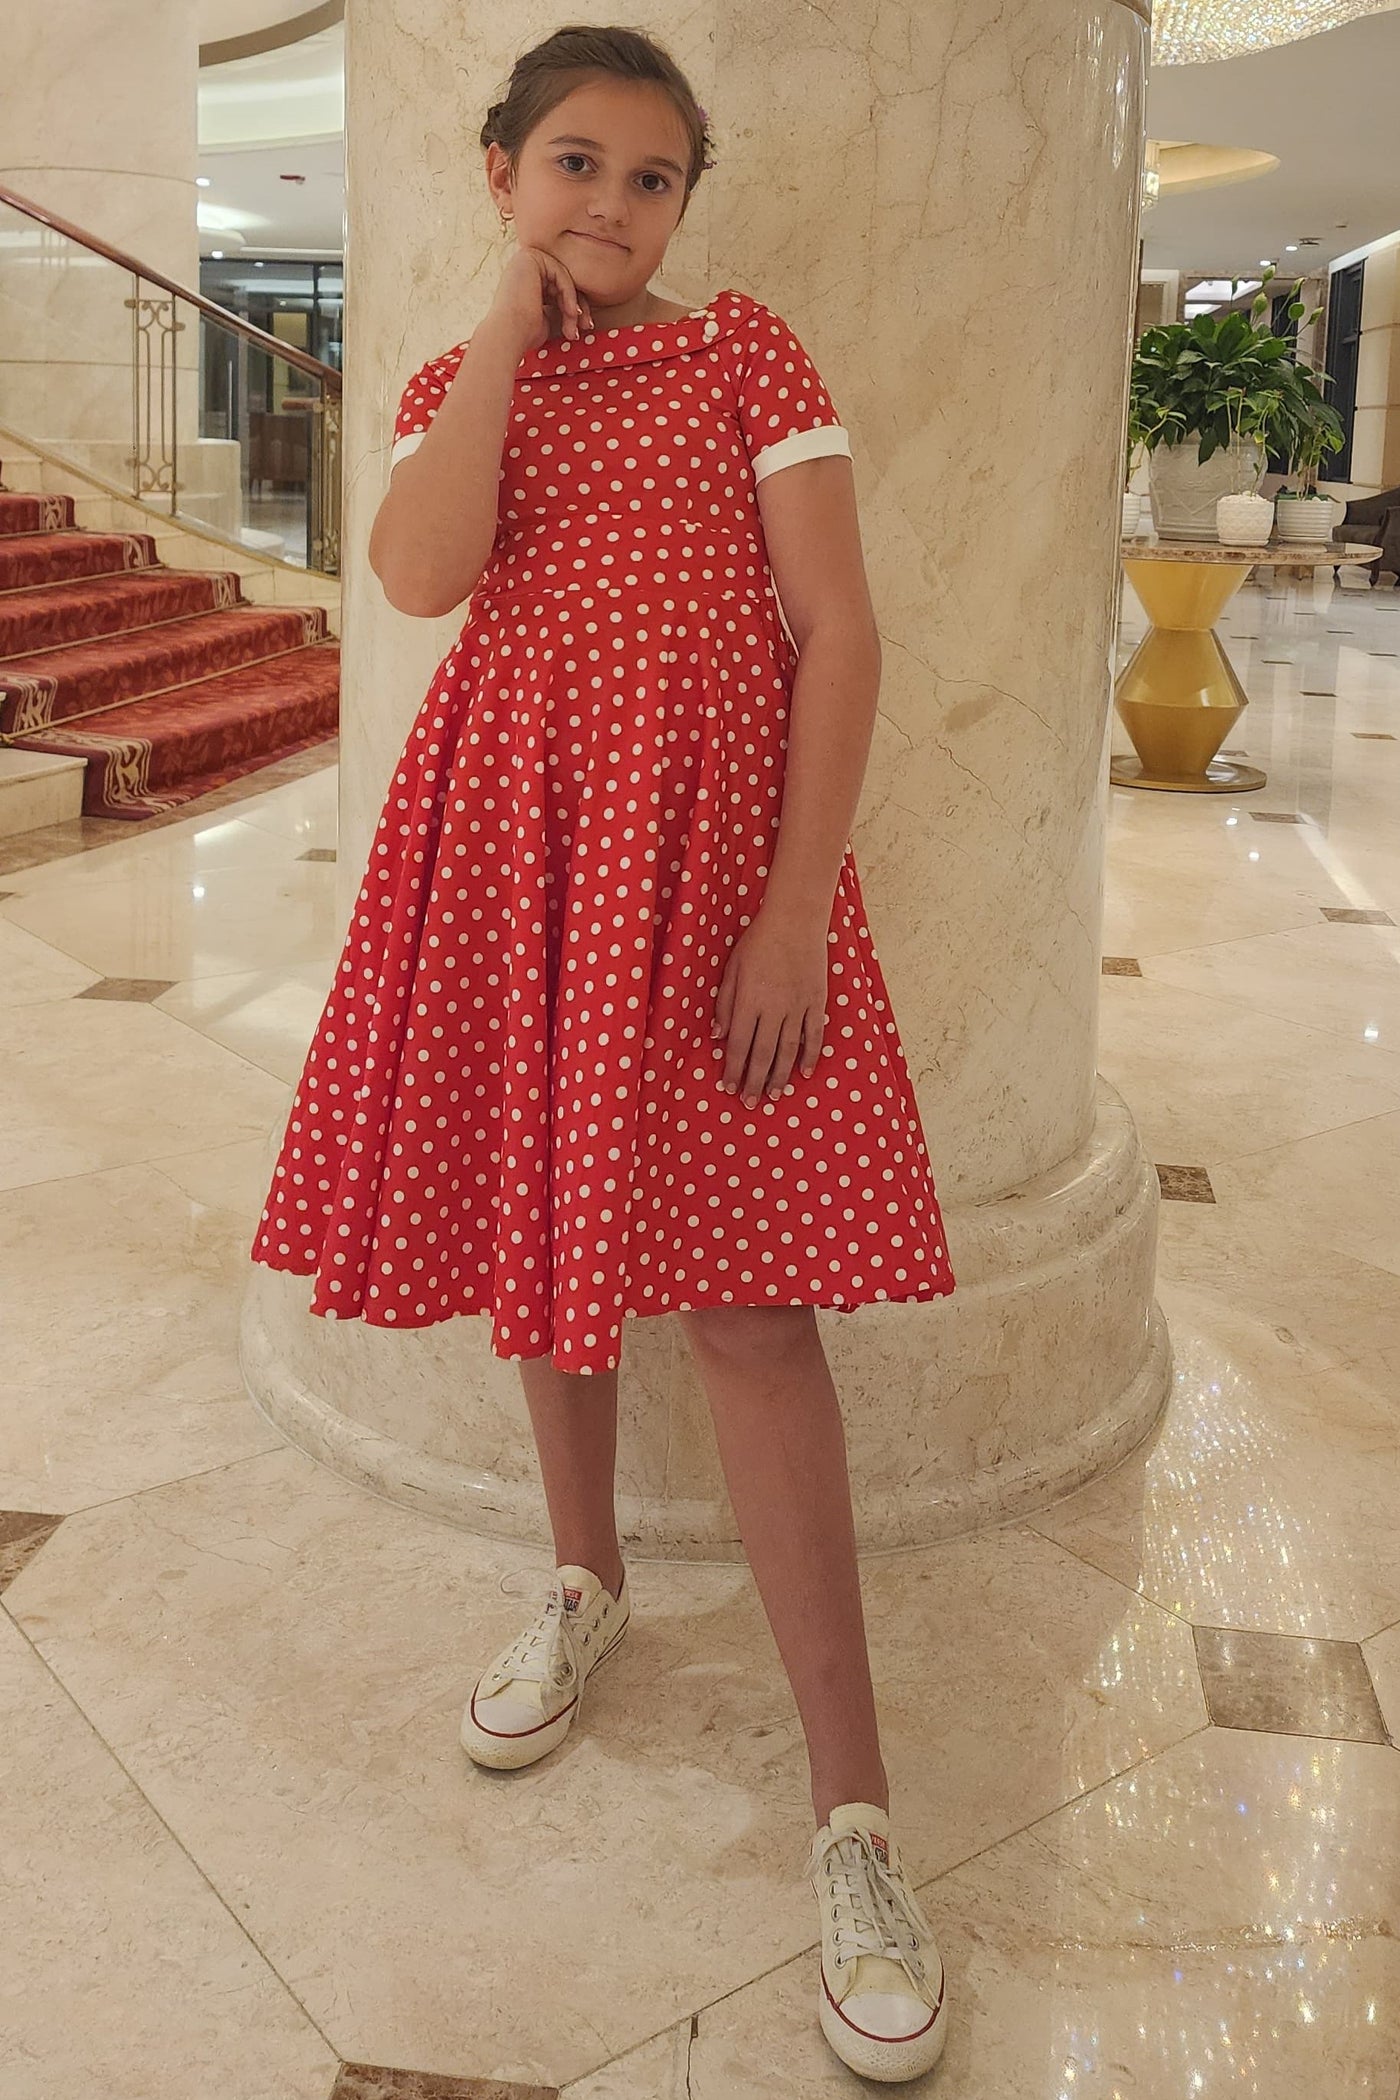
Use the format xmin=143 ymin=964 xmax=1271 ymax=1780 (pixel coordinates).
xmin=251 ymin=24 xmax=955 ymax=2083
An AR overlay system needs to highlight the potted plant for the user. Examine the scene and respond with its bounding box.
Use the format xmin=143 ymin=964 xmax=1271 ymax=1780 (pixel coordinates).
xmin=1273 ymin=394 xmax=1347 ymax=541
xmin=1215 ymin=379 xmax=1276 ymax=545
xmin=1122 ymin=417 xmax=1147 ymax=537
xmin=1128 ymin=266 xmax=1339 ymax=542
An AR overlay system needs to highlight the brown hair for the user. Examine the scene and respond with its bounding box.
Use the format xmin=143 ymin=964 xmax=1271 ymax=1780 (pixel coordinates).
xmin=479 ymin=25 xmax=715 ymax=207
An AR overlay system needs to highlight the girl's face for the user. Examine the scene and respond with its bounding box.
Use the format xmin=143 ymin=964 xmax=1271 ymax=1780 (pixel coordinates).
xmin=487 ymin=77 xmax=691 ymax=297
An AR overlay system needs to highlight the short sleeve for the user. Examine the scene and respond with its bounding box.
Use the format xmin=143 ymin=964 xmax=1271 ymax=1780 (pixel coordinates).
xmin=736 ymin=305 xmax=852 ymax=486
xmin=390 ymin=343 xmax=468 ymax=467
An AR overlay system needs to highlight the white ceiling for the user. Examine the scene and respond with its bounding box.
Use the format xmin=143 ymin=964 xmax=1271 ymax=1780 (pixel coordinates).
xmin=197 ymin=11 xmax=1400 ymax=274
xmin=1143 ymin=9 xmax=1400 ymax=274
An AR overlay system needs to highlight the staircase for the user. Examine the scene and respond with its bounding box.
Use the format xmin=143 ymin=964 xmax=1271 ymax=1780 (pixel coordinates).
xmin=0 ymin=472 xmax=339 ymax=821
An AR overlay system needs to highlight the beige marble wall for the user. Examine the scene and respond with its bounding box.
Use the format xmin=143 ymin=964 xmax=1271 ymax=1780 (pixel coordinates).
xmin=0 ymin=0 xmax=200 ymax=455
xmin=243 ymin=0 xmax=1169 ymax=1553
xmin=1353 ymin=236 xmax=1400 ymax=493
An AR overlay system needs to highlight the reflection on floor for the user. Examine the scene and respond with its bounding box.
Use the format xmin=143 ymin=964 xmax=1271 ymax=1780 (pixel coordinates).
xmin=1 ymin=578 xmax=1397 ymax=2098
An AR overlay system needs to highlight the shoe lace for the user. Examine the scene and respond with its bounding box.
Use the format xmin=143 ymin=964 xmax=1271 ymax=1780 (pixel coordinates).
xmin=804 ymin=1827 xmax=930 ymax=1984
xmin=495 ymin=1581 xmax=582 ymax=1692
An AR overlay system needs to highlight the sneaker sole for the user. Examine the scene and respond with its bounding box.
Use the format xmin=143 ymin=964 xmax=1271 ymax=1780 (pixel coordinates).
xmin=460 ymin=1600 xmax=631 ymax=1770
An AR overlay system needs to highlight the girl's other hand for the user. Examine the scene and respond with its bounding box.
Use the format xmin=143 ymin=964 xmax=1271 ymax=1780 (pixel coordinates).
xmin=712 ymin=907 xmax=829 ymax=1108
xmin=490 ymin=245 xmax=594 ymax=353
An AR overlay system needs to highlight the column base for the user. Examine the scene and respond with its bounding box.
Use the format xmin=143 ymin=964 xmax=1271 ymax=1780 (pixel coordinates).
xmin=240 ymin=1076 xmax=1169 ymax=1557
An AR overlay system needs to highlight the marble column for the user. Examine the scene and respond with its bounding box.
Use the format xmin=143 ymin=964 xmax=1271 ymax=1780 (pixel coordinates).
xmin=0 ymin=0 xmax=200 ymax=481
xmin=242 ymin=0 xmax=1170 ymax=1554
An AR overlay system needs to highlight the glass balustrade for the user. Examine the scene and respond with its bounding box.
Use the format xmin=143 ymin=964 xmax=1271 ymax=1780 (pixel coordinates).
xmin=0 ymin=188 xmax=341 ymax=574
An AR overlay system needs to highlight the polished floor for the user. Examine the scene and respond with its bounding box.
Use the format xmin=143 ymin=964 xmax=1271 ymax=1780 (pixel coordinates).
xmin=2 ymin=570 xmax=1398 ymax=2097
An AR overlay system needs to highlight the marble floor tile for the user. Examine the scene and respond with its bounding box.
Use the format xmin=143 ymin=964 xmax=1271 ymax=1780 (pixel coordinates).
xmin=0 ymin=813 xmax=318 ymax=898
xmin=1141 ymin=918 xmax=1400 ymax=1052
xmin=0 ymin=854 xmax=344 ymax=983
xmin=0 ymin=999 xmax=288 ymax=1192
xmin=1153 ymin=1194 xmax=1400 ymax=1372
xmin=0 ymin=1612 xmax=337 ymax=2100
xmin=1193 ymin=1624 xmax=1389 ymax=1742
xmin=1097 ymin=973 xmax=1400 ymax=1164
xmin=686 ymin=1729 xmax=1400 ymax=2098
xmin=0 ymin=913 xmax=101 ymax=1007
xmin=153 ymin=961 xmax=336 ymax=1082
xmin=3 ymin=1444 xmax=1204 ymax=2091
xmin=0 ymin=1154 xmax=284 ymax=1511
xmin=1211 ymin=1109 xmax=1400 ymax=1280
xmin=1030 ymin=1308 xmax=1400 ymax=1640
xmin=559 ymin=2023 xmax=691 ymax=2098
xmin=1362 ymin=1622 xmax=1400 ymax=1745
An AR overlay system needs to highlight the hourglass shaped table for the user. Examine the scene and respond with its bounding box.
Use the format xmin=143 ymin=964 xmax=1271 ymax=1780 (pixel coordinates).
xmin=1111 ymin=537 xmax=1381 ymax=793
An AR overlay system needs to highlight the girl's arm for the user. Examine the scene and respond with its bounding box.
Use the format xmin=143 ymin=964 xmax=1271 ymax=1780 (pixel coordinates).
xmin=756 ymin=454 xmax=882 ymax=927
xmin=368 ymin=312 xmax=528 ymax=619
xmin=712 ymin=453 xmax=883 ymax=1108
xmin=371 ymin=251 xmax=591 ymax=618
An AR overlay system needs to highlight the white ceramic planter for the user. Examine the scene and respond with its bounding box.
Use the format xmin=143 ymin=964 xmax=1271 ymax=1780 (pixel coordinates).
xmin=1216 ymin=492 xmax=1274 ymax=545
xmin=1121 ymin=491 xmax=1143 ymax=535
xmin=1274 ymin=492 xmax=1343 ymax=543
xmin=1148 ymin=434 xmax=1265 ymax=541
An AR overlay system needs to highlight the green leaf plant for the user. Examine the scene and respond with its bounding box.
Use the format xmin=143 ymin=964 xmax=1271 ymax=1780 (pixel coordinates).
xmin=1128 ymin=265 xmax=1345 ymax=497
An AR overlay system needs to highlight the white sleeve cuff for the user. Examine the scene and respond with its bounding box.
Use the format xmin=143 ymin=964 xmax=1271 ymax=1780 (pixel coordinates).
xmin=750 ymin=423 xmax=851 ymax=484
xmin=390 ymin=430 xmax=427 ymax=466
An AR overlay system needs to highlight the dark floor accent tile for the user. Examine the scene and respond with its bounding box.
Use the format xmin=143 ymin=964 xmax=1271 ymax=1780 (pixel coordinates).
xmin=1321 ymin=906 xmax=1395 ymax=925
xmin=1249 ymin=810 xmax=1306 ymax=824
xmin=298 ymin=846 xmax=338 ymax=862
xmin=332 ymin=2069 xmax=557 ymax=2100
xmin=1156 ymin=1163 xmax=1215 ymax=1203
xmin=1194 ymin=1625 xmax=1390 ymax=1744
xmin=0 ymin=1511 xmax=65 ymax=1593
xmin=1353 ymin=730 xmax=1397 ymax=738
xmin=1101 ymin=956 xmax=1143 ymax=976
xmin=75 ymin=977 xmax=178 ymax=1002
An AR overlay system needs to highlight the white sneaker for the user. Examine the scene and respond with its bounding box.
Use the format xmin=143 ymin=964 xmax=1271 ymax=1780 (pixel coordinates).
xmin=460 ymin=1562 xmax=630 ymax=1770
xmin=806 ymin=1801 xmax=948 ymax=2082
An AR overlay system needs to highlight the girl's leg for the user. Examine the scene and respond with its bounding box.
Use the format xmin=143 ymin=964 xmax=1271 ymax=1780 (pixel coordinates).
xmin=675 ymin=1304 xmax=888 ymax=1827
xmin=515 ymin=1359 xmax=626 ymax=1598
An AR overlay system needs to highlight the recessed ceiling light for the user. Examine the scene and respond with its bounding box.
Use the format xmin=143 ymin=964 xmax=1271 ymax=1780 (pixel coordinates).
xmin=196 ymin=177 xmax=211 ymax=189
xmin=210 ymin=250 xmax=224 ymax=259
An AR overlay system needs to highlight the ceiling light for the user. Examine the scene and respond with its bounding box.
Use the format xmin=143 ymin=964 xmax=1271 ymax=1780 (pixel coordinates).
xmin=196 ymin=176 xmax=212 ymax=188
xmin=1152 ymin=0 xmax=1391 ymax=63
xmin=210 ymin=250 xmax=224 ymax=259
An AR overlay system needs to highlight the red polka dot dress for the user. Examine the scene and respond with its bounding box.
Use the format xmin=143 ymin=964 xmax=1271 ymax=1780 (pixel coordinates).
xmin=250 ymin=287 xmax=956 ymax=1372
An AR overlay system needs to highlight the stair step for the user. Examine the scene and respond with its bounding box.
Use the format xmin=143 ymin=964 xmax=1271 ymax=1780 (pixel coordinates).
xmin=10 ymin=643 xmax=341 ymax=818
xmin=0 ymin=604 xmax=333 ymax=735
xmin=0 ymin=529 xmax=160 ymax=592
xmin=0 ymin=568 xmax=245 ymax=657
xmin=0 ymin=491 xmax=77 ymax=535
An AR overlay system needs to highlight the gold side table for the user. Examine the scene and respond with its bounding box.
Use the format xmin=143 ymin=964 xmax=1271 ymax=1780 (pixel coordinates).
xmin=1111 ymin=536 xmax=1381 ymax=793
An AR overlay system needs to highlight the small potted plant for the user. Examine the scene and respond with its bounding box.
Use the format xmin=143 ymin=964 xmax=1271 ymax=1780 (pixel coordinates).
xmin=1273 ymin=401 xmax=1347 ymax=541
xmin=1215 ymin=380 xmax=1276 ymax=545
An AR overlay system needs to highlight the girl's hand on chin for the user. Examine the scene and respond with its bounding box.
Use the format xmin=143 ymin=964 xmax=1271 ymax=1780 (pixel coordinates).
xmin=712 ymin=906 xmax=828 ymax=1108
xmin=490 ymin=244 xmax=594 ymax=353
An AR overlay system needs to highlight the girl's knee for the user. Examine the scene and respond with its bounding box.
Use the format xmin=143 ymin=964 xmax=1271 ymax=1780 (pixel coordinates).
xmin=678 ymin=1300 xmax=816 ymax=1365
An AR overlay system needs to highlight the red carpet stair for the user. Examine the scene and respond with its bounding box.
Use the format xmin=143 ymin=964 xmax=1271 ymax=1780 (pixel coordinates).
xmin=0 ymin=475 xmax=339 ymax=819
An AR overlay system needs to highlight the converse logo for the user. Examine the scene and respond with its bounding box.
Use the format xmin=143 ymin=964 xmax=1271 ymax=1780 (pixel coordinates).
xmin=869 ymin=1832 xmax=889 ymax=1867
xmin=562 ymin=1586 xmax=584 ymax=1614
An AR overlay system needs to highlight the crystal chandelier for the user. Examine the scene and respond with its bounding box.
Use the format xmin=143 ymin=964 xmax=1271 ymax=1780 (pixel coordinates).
xmin=1152 ymin=0 xmax=1392 ymax=63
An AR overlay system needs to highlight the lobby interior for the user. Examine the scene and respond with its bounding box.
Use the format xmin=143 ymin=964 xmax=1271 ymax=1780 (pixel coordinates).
xmin=3 ymin=2 xmax=1400 ymax=2095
